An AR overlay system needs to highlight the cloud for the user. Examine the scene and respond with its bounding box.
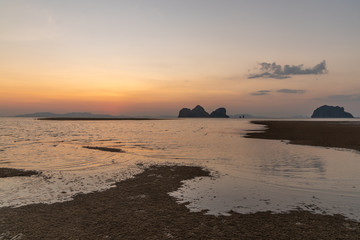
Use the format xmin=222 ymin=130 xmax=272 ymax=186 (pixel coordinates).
xmin=277 ymin=89 xmax=306 ymax=94
xmin=251 ymin=89 xmax=307 ymax=96
xmin=251 ymin=90 xmax=271 ymax=96
xmin=248 ymin=60 xmax=327 ymax=79
xmin=248 ymin=72 xmax=291 ymax=79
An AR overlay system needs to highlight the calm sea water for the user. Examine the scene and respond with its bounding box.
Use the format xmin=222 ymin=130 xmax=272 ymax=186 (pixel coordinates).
xmin=1 ymin=118 xmax=360 ymax=221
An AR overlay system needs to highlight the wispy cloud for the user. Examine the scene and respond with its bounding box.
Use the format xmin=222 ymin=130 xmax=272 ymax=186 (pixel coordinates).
xmin=251 ymin=90 xmax=271 ymax=96
xmin=251 ymin=89 xmax=307 ymax=96
xmin=277 ymin=89 xmax=306 ymax=94
xmin=248 ymin=60 xmax=328 ymax=79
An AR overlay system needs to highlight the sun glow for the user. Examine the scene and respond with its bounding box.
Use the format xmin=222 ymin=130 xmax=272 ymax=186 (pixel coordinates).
xmin=1 ymin=1 xmax=359 ymax=117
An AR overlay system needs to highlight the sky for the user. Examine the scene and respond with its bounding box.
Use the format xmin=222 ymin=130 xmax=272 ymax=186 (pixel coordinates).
xmin=1 ymin=0 xmax=360 ymax=117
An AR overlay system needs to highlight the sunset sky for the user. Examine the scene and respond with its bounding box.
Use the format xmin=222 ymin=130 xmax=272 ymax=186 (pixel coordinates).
xmin=1 ymin=0 xmax=360 ymax=117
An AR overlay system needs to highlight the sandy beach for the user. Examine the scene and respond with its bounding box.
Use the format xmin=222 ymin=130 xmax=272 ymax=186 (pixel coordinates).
xmin=0 ymin=165 xmax=359 ymax=239
xmin=246 ymin=120 xmax=360 ymax=152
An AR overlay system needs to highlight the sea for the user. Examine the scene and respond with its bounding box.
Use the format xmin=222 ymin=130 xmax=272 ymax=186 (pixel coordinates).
xmin=1 ymin=117 xmax=360 ymax=221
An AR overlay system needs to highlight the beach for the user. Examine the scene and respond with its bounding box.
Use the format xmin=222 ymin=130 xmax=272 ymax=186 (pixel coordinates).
xmin=1 ymin=165 xmax=359 ymax=240
xmin=1 ymin=119 xmax=360 ymax=239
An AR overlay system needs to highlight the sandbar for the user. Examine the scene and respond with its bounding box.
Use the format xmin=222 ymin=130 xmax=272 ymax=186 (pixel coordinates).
xmin=246 ymin=120 xmax=360 ymax=152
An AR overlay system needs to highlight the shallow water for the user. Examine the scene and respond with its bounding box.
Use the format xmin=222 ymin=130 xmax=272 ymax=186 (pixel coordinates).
xmin=0 ymin=117 xmax=359 ymax=221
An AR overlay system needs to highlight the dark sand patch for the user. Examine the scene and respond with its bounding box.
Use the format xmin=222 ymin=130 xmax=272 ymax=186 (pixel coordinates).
xmin=82 ymin=146 xmax=125 ymax=153
xmin=246 ymin=121 xmax=360 ymax=152
xmin=0 ymin=168 xmax=39 ymax=178
xmin=0 ymin=165 xmax=359 ymax=239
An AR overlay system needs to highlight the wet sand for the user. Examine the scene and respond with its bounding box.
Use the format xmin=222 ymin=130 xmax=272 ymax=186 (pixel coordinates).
xmin=0 ymin=165 xmax=359 ymax=239
xmin=0 ymin=168 xmax=39 ymax=178
xmin=82 ymin=146 xmax=125 ymax=153
xmin=246 ymin=120 xmax=360 ymax=152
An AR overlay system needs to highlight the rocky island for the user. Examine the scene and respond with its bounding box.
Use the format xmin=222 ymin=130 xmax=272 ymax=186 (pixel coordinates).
xmin=210 ymin=108 xmax=229 ymax=118
xmin=311 ymin=105 xmax=354 ymax=118
xmin=178 ymin=105 xmax=229 ymax=118
xmin=178 ymin=105 xmax=210 ymax=118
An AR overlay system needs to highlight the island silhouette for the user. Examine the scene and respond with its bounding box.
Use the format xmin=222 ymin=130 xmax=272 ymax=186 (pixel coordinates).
xmin=311 ymin=105 xmax=353 ymax=118
xmin=178 ymin=105 xmax=229 ymax=118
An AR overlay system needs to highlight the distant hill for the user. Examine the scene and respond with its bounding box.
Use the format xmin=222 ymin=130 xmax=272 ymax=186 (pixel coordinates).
xmin=230 ymin=114 xmax=267 ymax=119
xmin=230 ymin=114 xmax=310 ymax=119
xmin=15 ymin=112 xmax=121 ymax=118
xmin=14 ymin=112 xmax=177 ymax=119
xmin=291 ymin=115 xmax=309 ymax=119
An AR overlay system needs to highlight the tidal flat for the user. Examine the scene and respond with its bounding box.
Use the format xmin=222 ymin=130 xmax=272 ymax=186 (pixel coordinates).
xmin=246 ymin=120 xmax=360 ymax=152
xmin=1 ymin=118 xmax=360 ymax=239
xmin=1 ymin=165 xmax=359 ymax=239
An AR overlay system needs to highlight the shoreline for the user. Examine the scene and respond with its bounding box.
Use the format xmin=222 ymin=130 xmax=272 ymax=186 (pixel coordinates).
xmin=246 ymin=120 xmax=360 ymax=152
xmin=1 ymin=165 xmax=359 ymax=239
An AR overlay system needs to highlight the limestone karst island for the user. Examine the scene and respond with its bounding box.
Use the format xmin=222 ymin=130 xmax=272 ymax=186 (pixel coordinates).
xmin=178 ymin=105 xmax=229 ymax=118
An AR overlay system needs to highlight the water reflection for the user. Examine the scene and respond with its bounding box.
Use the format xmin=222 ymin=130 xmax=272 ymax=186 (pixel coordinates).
xmin=0 ymin=118 xmax=359 ymax=221
xmin=256 ymin=149 xmax=326 ymax=177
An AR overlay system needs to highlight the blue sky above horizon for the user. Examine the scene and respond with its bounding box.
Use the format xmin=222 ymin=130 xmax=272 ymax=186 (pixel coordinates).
xmin=1 ymin=0 xmax=360 ymax=117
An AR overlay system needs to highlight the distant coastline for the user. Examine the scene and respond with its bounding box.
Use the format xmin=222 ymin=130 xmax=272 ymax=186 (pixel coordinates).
xmin=12 ymin=111 xmax=273 ymax=119
xmin=38 ymin=117 xmax=164 ymax=121
xmin=14 ymin=112 xmax=175 ymax=119
xmin=10 ymin=109 xmax=358 ymax=119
